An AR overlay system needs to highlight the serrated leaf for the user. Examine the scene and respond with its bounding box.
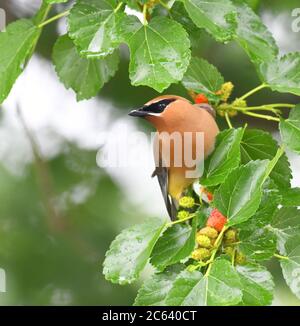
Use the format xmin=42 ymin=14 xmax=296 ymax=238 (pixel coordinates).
xmin=201 ymin=128 xmax=244 ymax=186
xmin=182 ymin=57 xmax=224 ymax=102
xmin=150 ymin=218 xmax=196 ymax=271
xmin=280 ymin=235 xmax=300 ymax=300
xmin=68 ymin=0 xmax=124 ymax=58
xmin=271 ymin=207 xmax=300 ymax=254
xmin=239 ymin=179 xmax=281 ymax=230
xmin=169 ymin=2 xmax=199 ymax=34
xmin=237 ymin=263 xmax=274 ymax=306
xmin=239 ymin=227 xmax=277 ymax=261
xmin=122 ymin=15 xmax=191 ymax=92
xmin=260 ymin=53 xmax=300 ymax=96
xmin=165 ymin=259 xmax=242 ymax=306
xmin=53 ymin=35 xmax=119 ymax=101
xmin=0 ymin=19 xmax=40 ymax=104
xmin=214 ymin=160 xmax=269 ymax=226
xmin=170 ymin=2 xmax=203 ymax=46
xmin=134 ymin=265 xmax=184 ymax=306
xmin=280 ymin=105 xmax=300 ymax=154
xmin=183 ymin=0 xmax=237 ymax=42
xmin=282 ymin=188 xmax=300 ymax=207
xmin=234 ymin=2 xmax=278 ymax=64
xmin=103 ymin=218 xmax=166 ymax=284
xmin=241 ymin=129 xmax=291 ymax=190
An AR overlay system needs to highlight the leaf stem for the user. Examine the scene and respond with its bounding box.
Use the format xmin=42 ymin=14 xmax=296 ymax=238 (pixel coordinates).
xmin=27 ymin=2 xmax=52 ymax=66
xmin=274 ymin=253 xmax=289 ymax=260
xmin=159 ymin=0 xmax=170 ymax=10
xmin=38 ymin=10 xmax=70 ymax=28
xmin=33 ymin=3 xmax=52 ymax=25
xmin=265 ymin=103 xmax=295 ymax=108
xmin=231 ymin=248 xmax=236 ymax=266
xmin=225 ymin=112 xmax=233 ymax=129
xmin=167 ymin=214 xmax=195 ymax=226
xmin=241 ymin=111 xmax=280 ymax=122
xmin=262 ymin=146 xmax=285 ymax=184
xmin=234 ymin=106 xmax=276 ymax=112
xmin=204 ymin=226 xmax=228 ymax=276
xmin=114 ymin=2 xmax=123 ymax=13
xmin=188 ymin=226 xmax=229 ymax=272
xmin=239 ymin=83 xmax=268 ymax=101
xmin=234 ymin=104 xmax=294 ymax=112
xmin=143 ymin=4 xmax=148 ymax=25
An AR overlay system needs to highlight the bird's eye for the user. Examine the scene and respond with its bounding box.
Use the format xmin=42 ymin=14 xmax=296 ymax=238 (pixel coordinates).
xmin=143 ymin=98 xmax=176 ymax=113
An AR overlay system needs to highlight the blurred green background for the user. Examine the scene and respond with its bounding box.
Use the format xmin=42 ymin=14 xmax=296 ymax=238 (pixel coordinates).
xmin=0 ymin=0 xmax=299 ymax=305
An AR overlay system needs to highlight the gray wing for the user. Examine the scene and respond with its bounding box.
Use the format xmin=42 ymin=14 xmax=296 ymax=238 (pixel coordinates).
xmin=152 ymin=166 xmax=177 ymax=221
xmin=194 ymin=103 xmax=216 ymax=118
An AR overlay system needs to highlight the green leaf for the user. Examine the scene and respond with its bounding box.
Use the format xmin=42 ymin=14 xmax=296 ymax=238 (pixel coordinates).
xmin=234 ymin=2 xmax=278 ymax=64
xmin=280 ymin=235 xmax=300 ymax=300
xmin=134 ymin=265 xmax=184 ymax=306
xmin=122 ymin=15 xmax=191 ymax=92
xmin=260 ymin=53 xmax=300 ymax=96
xmin=169 ymin=2 xmax=199 ymax=34
xmin=280 ymin=105 xmax=300 ymax=154
xmin=214 ymin=160 xmax=269 ymax=226
xmin=201 ymin=128 xmax=244 ymax=186
xmin=52 ymin=35 xmax=119 ymax=101
xmin=165 ymin=259 xmax=242 ymax=306
xmin=182 ymin=57 xmax=224 ymax=102
xmin=45 ymin=0 xmax=68 ymax=3
xmin=68 ymin=0 xmax=124 ymax=58
xmin=183 ymin=0 xmax=237 ymax=42
xmin=271 ymin=207 xmax=300 ymax=254
xmin=150 ymin=218 xmax=196 ymax=271
xmin=196 ymin=206 xmax=212 ymax=228
xmin=241 ymin=129 xmax=291 ymax=190
xmin=239 ymin=179 xmax=281 ymax=230
xmin=282 ymin=188 xmax=300 ymax=207
xmin=239 ymin=227 xmax=277 ymax=261
xmin=124 ymin=0 xmax=141 ymax=11
xmin=0 ymin=19 xmax=40 ymax=104
xmin=237 ymin=263 xmax=274 ymax=306
xmin=170 ymin=2 xmax=203 ymax=47
xmin=103 ymin=218 xmax=166 ymax=284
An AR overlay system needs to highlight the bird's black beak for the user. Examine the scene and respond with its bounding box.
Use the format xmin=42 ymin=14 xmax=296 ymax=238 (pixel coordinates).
xmin=128 ymin=108 xmax=149 ymax=117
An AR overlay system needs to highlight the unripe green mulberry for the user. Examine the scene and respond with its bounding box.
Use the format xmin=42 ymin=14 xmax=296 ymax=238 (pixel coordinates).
xmin=179 ymin=196 xmax=195 ymax=208
xmin=219 ymin=82 xmax=234 ymax=102
xmin=199 ymin=226 xmax=218 ymax=239
xmin=236 ymin=252 xmax=246 ymax=265
xmin=196 ymin=234 xmax=211 ymax=248
xmin=224 ymin=246 xmax=234 ymax=257
xmin=191 ymin=248 xmax=211 ymax=261
xmin=232 ymin=98 xmax=247 ymax=108
xmin=177 ymin=210 xmax=190 ymax=220
xmin=224 ymin=229 xmax=237 ymax=243
xmin=228 ymin=109 xmax=238 ymax=117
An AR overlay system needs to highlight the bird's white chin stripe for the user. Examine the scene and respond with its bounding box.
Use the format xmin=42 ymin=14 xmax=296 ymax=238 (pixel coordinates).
xmin=146 ymin=112 xmax=162 ymax=116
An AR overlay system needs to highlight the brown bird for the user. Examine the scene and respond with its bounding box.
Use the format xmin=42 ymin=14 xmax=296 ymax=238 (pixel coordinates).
xmin=129 ymin=95 xmax=219 ymax=220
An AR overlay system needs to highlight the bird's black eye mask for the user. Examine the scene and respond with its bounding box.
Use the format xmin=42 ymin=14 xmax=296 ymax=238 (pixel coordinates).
xmin=129 ymin=98 xmax=176 ymax=117
xmin=142 ymin=98 xmax=176 ymax=113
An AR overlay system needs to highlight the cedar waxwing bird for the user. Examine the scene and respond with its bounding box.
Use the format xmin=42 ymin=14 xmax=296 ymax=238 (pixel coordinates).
xmin=129 ymin=95 xmax=219 ymax=220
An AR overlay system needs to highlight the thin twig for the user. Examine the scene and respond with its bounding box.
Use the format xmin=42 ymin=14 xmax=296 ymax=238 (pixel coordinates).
xmin=239 ymin=83 xmax=268 ymax=100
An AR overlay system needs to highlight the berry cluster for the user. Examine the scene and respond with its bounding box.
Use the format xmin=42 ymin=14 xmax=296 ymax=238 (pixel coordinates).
xmin=191 ymin=208 xmax=246 ymax=265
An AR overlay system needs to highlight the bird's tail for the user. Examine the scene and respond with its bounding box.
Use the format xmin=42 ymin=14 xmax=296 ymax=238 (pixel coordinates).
xmin=152 ymin=167 xmax=177 ymax=221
